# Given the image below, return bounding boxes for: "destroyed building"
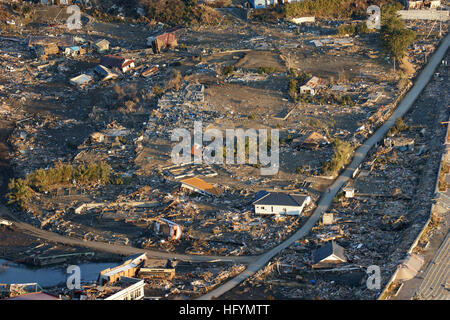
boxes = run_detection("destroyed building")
[180,176,222,197]
[300,76,327,96]
[99,55,135,73]
[403,0,441,9]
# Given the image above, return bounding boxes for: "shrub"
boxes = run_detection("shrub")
[7,178,33,210]
[152,85,164,97]
[165,69,183,91]
[222,65,235,76]
[388,117,409,136]
[289,78,298,100]
[257,66,277,74]
[338,24,356,36]
[322,138,354,175]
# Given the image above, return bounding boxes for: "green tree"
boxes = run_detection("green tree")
[381,3,416,71]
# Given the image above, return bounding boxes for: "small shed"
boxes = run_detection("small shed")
[322,213,334,225]
[343,186,355,198]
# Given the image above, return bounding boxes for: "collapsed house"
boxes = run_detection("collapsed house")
[137,259,177,280]
[94,64,118,81]
[0,283,45,299]
[98,253,147,285]
[39,0,72,5]
[28,35,74,49]
[312,241,347,269]
[153,218,183,241]
[99,55,135,73]
[147,26,180,54]
[141,66,159,78]
[252,192,311,215]
[300,76,327,96]
[394,253,424,281]
[248,0,304,9]
[34,43,59,59]
[180,176,222,197]
[93,39,110,53]
[297,132,330,150]
[403,0,441,9]
[64,46,86,57]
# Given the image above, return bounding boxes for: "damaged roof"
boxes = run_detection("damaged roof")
[100,55,131,68]
[180,177,222,197]
[302,76,327,89]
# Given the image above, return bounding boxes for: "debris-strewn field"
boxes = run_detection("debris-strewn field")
[221,50,450,300]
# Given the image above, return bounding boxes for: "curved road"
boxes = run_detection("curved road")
[199,33,450,300]
[0,204,253,264]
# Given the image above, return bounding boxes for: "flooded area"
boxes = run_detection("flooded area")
[0,259,115,288]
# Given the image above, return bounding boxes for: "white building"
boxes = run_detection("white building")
[300,76,327,96]
[253,192,311,215]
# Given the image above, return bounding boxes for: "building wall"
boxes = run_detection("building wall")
[104,280,145,300]
[254,204,305,215]
[181,184,210,196]
[300,85,316,96]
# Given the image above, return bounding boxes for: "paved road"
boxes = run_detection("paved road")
[414,232,450,300]
[199,33,450,300]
